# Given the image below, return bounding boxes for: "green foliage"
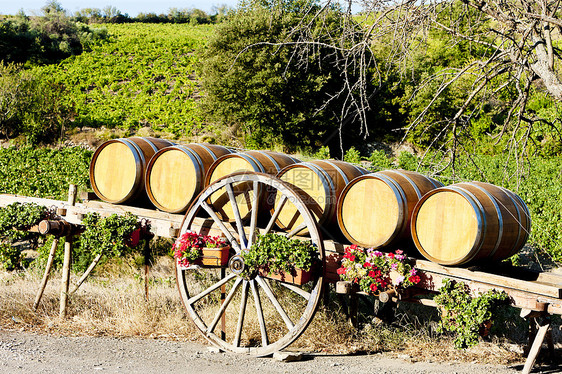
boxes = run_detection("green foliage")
[0,62,75,143]
[0,202,48,242]
[199,0,368,152]
[0,4,108,66]
[37,23,207,136]
[0,146,91,199]
[0,242,23,270]
[397,151,419,171]
[368,150,393,171]
[242,233,317,276]
[73,212,140,272]
[434,279,510,349]
[343,147,362,165]
[313,146,330,160]
[79,212,139,258]
[0,202,48,270]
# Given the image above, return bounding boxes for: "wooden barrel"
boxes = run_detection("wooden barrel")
[90,137,174,204]
[275,160,369,231]
[411,181,531,266]
[145,144,233,213]
[205,150,300,221]
[337,170,443,248]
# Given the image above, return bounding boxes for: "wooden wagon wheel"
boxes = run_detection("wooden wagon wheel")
[176,172,325,356]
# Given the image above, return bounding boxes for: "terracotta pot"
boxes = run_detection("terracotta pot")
[260,268,312,285]
[199,246,231,267]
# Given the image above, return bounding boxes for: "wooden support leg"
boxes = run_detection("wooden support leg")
[59,236,73,319]
[144,238,150,301]
[33,238,59,310]
[522,317,551,374]
[220,267,226,341]
[349,292,358,328]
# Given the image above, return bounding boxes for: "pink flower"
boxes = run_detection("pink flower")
[395,249,403,255]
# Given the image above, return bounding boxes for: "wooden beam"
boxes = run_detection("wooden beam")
[415,259,562,298]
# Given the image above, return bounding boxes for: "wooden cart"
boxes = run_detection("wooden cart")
[1,172,561,373]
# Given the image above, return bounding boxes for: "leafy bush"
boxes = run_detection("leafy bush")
[343,147,362,165]
[0,202,49,270]
[0,62,75,143]
[73,212,141,272]
[242,233,317,276]
[368,150,393,171]
[0,146,92,199]
[0,3,108,65]
[199,0,370,152]
[0,242,23,270]
[434,279,510,349]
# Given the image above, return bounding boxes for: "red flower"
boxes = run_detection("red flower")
[408,275,421,284]
[387,252,395,259]
[368,270,376,278]
[337,267,347,275]
[364,262,372,268]
[370,283,378,292]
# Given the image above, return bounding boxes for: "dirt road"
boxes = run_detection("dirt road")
[0,328,523,374]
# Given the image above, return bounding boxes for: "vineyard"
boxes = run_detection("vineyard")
[36,24,212,137]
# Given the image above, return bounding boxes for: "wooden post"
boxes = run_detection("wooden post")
[59,185,77,318]
[522,317,551,374]
[59,236,73,318]
[221,267,226,340]
[144,238,150,301]
[67,184,77,206]
[33,238,59,310]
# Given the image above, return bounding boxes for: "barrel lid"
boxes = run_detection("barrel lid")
[338,174,405,248]
[146,147,201,213]
[412,189,483,265]
[91,141,140,203]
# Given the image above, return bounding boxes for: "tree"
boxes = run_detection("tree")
[198,0,376,153]
[281,0,562,166]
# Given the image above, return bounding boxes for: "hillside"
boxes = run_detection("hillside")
[37,23,213,139]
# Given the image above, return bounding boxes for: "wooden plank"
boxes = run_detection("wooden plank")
[417,270,562,313]
[522,322,550,374]
[415,259,562,298]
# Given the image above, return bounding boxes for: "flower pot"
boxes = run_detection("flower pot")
[260,268,312,285]
[199,246,231,267]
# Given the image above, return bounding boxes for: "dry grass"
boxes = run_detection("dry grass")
[0,256,540,365]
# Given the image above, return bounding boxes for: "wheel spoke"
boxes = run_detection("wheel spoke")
[233,280,249,347]
[207,277,243,335]
[280,282,311,300]
[247,181,260,249]
[186,273,237,305]
[263,194,288,234]
[201,200,241,253]
[250,279,268,347]
[285,223,307,238]
[226,183,248,250]
[256,277,294,330]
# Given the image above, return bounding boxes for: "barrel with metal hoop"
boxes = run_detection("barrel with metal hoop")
[89,137,174,204]
[337,169,443,248]
[411,181,531,266]
[145,143,233,213]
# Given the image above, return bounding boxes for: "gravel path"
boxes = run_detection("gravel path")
[0,329,522,374]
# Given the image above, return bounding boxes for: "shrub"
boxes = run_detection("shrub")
[199,0,370,152]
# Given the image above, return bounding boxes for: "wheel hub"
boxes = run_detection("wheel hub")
[228,254,246,275]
